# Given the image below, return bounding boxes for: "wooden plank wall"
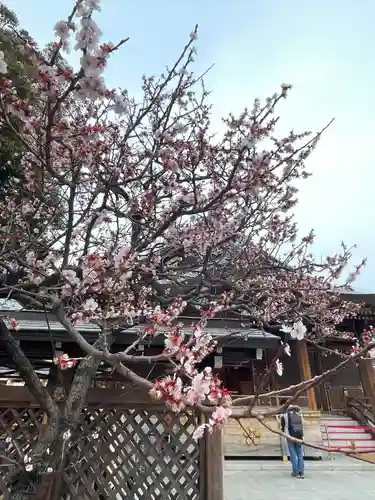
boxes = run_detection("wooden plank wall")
[223,409,324,458]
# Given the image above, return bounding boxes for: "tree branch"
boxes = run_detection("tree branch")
[233,340,375,412]
[56,306,174,364]
[253,415,359,458]
[0,319,58,417]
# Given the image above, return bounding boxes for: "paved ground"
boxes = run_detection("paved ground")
[224,461,375,499]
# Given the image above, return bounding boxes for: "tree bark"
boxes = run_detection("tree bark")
[45,333,112,500]
[0,320,61,499]
[0,320,111,499]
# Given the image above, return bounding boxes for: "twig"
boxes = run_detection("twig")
[233,340,375,415]
[254,415,359,459]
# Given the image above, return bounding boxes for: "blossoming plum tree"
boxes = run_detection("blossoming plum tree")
[0,0,370,495]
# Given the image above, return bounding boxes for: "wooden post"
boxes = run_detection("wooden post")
[297,340,317,411]
[358,357,375,412]
[205,426,224,500]
[314,348,330,411]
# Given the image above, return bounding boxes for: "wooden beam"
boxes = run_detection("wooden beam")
[297,340,317,411]
[0,385,165,409]
[357,357,375,413]
[204,425,224,500]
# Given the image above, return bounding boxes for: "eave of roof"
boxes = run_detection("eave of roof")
[0,311,280,349]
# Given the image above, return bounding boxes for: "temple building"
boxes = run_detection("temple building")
[0,292,374,460]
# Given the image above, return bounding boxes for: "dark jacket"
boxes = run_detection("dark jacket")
[280,405,302,435]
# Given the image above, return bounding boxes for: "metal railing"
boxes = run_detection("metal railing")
[344,392,375,440]
[321,423,375,453]
[322,423,333,460]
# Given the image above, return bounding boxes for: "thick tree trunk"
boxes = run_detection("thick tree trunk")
[0,320,60,500]
[0,322,112,500]
[34,334,111,500]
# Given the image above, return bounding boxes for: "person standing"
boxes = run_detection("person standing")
[280,404,305,478]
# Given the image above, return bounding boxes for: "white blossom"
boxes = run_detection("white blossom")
[81,16,101,35]
[281,320,307,340]
[63,429,71,441]
[82,298,98,311]
[276,359,283,376]
[25,464,34,472]
[239,136,255,150]
[75,11,102,51]
[113,94,129,115]
[80,54,104,77]
[76,0,101,18]
[281,325,292,334]
[292,320,307,340]
[0,50,8,74]
[283,343,291,356]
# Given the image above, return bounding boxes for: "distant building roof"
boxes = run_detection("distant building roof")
[340,293,375,307]
[0,310,280,350]
[0,298,23,311]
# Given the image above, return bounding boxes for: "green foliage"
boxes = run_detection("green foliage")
[0,3,36,194]
[0,4,35,94]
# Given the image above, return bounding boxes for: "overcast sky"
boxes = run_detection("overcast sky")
[7,0,375,291]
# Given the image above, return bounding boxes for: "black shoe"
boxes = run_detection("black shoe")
[291,472,298,477]
[298,473,305,479]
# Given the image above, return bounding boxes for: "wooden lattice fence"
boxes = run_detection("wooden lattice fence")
[0,388,223,500]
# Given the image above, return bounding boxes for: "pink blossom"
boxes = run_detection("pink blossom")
[77,0,101,17]
[210,406,232,426]
[7,318,19,331]
[54,354,79,370]
[0,0,365,443]
[164,332,185,351]
[113,246,131,271]
[76,75,106,100]
[54,21,71,40]
[80,54,105,77]
[192,424,208,440]
[189,30,198,41]
[62,269,80,287]
[192,407,232,440]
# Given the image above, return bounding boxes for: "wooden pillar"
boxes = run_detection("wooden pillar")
[266,349,277,391]
[358,357,375,412]
[315,348,330,411]
[297,340,317,411]
[204,425,224,500]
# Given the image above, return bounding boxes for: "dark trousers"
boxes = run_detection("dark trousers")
[288,442,304,474]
